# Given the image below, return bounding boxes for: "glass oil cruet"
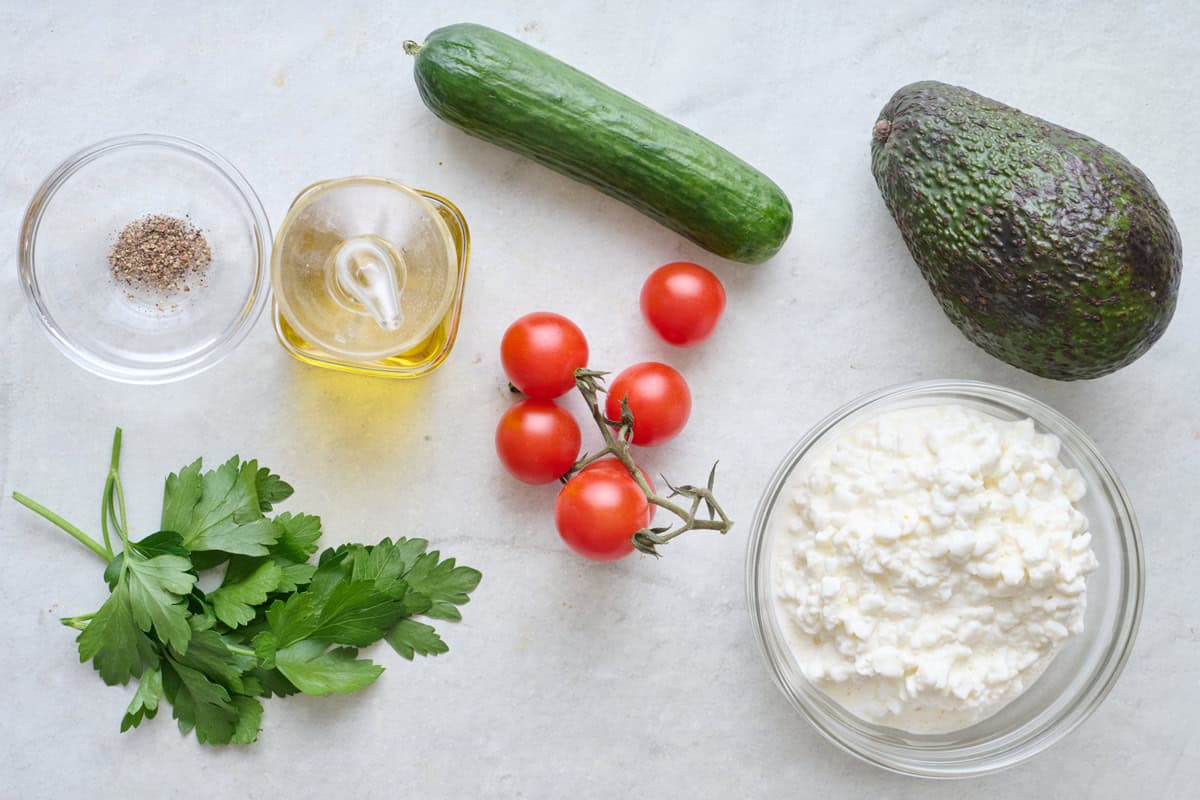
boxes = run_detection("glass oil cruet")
[271,177,470,377]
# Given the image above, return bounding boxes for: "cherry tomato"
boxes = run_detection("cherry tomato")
[579,458,656,525]
[640,261,726,346]
[555,468,647,561]
[495,399,581,484]
[605,362,692,446]
[500,312,589,399]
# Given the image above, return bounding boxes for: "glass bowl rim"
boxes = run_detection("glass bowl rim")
[18,133,272,384]
[745,378,1144,779]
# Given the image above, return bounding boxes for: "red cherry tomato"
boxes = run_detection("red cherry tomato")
[495,399,581,484]
[555,468,647,561]
[640,262,726,346]
[605,362,692,446]
[500,312,589,399]
[580,458,656,525]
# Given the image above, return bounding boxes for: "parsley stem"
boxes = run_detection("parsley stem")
[60,613,94,630]
[100,474,114,556]
[99,428,127,557]
[111,472,129,546]
[226,643,257,659]
[105,428,130,548]
[11,492,111,561]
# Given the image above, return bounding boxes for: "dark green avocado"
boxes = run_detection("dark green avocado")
[871,81,1182,380]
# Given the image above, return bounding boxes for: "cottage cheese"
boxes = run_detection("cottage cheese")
[771,404,1098,733]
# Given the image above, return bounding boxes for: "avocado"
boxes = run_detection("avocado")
[871,81,1182,380]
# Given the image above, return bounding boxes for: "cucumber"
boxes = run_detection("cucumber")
[405,24,792,264]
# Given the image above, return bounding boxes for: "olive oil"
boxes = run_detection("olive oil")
[272,178,469,378]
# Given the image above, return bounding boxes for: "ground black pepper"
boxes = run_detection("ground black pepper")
[108,214,211,294]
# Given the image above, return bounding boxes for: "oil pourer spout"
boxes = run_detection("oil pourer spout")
[332,235,406,331]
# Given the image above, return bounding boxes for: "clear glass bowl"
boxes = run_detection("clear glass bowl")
[746,379,1143,778]
[19,134,271,383]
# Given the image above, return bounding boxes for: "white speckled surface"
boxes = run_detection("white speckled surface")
[1,1,1197,797]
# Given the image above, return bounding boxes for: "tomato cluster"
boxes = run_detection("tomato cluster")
[494,263,725,561]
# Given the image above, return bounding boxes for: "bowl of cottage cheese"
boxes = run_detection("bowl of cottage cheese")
[747,380,1143,778]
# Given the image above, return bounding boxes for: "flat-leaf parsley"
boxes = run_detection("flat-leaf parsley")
[11,428,481,745]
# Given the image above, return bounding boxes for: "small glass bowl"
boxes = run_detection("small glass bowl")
[19,134,271,383]
[746,379,1143,778]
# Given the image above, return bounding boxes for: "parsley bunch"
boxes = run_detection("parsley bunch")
[12,428,481,745]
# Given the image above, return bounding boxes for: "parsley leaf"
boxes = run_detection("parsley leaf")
[308,538,481,657]
[161,457,279,556]
[77,531,197,684]
[385,619,448,660]
[185,586,217,632]
[320,538,481,618]
[122,536,197,652]
[270,512,322,563]
[159,459,203,533]
[75,583,158,686]
[230,696,264,744]
[347,537,429,587]
[163,659,239,745]
[402,550,482,622]
[254,466,293,513]
[238,513,322,594]
[209,559,283,628]
[162,629,262,745]
[258,580,409,653]
[259,593,315,651]
[274,640,384,695]
[170,629,250,693]
[308,581,411,646]
[250,667,299,698]
[275,560,317,593]
[121,665,163,731]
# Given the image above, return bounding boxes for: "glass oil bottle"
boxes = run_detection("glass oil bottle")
[271,177,470,378]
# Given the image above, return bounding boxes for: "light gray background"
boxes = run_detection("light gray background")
[1,1,1196,797]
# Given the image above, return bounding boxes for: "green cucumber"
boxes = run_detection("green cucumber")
[405,23,792,264]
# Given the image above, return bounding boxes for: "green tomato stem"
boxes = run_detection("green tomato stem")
[570,369,733,557]
[11,492,111,561]
[564,446,616,478]
[572,371,692,519]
